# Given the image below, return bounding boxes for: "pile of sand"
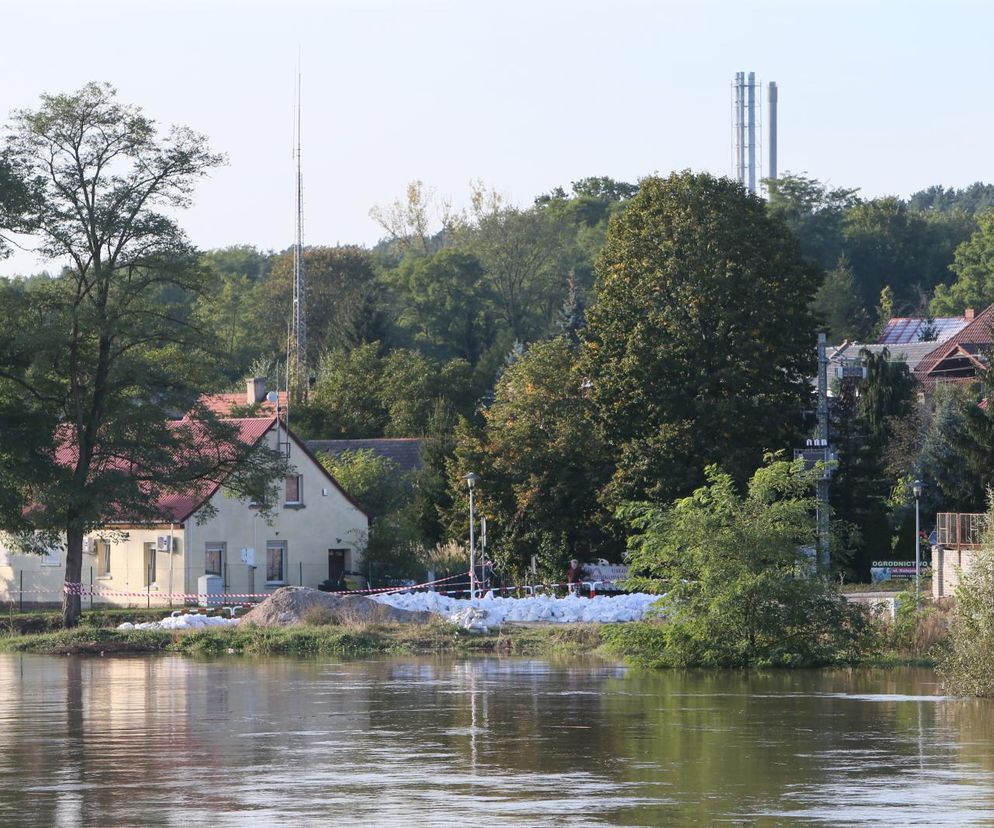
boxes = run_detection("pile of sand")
[240,586,433,627]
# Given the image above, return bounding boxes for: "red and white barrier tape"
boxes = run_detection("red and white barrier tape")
[57,571,472,603]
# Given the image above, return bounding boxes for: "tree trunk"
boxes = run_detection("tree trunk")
[62,526,84,628]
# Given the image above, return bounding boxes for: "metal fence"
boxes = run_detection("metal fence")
[936,512,986,548]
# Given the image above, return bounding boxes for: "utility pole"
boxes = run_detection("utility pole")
[816,332,831,573]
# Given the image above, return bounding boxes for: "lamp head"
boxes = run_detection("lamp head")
[465,472,479,489]
[912,479,924,499]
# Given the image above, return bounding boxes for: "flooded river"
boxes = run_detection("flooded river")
[0,655,992,826]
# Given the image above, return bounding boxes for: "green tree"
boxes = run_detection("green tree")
[843,198,970,310]
[931,212,994,314]
[379,350,476,437]
[449,338,617,578]
[458,193,569,342]
[0,83,288,626]
[765,173,859,269]
[317,449,424,581]
[830,349,916,579]
[0,151,33,257]
[254,245,390,363]
[301,343,388,438]
[620,458,874,667]
[385,248,497,365]
[908,182,994,215]
[584,171,820,505]
[812,256,871,341]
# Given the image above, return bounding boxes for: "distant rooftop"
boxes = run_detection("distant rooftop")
[306,438,424,473]
[829,342,937,374]
[877,314,971,345]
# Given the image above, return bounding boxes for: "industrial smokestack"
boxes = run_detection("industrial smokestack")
[747,72,756,194]
[735,72,745,186]
[767,81,778,184]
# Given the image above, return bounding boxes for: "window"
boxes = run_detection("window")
[143,542,156,587]
[266,540,286,583]
[97,540,111,577]
[206,543,225,577]
[285,475,302,505]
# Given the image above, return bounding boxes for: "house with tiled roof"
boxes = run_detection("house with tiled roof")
[913,304,994,390]
[0,412,369,608]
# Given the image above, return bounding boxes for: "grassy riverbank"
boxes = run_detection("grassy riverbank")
[0,620,614,659]
[0,601,949,666]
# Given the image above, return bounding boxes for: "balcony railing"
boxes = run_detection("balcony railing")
[936,512,987,548]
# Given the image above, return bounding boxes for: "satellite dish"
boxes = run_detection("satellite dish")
[266,391,279,403]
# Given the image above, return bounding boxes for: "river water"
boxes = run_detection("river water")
[0,655,991,827]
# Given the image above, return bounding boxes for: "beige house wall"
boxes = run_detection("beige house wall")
[183,432,367,599]
[0,424,368,608]
[933,546,977,600]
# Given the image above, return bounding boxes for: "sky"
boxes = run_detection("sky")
[2,0,993,276]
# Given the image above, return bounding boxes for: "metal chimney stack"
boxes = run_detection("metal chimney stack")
[747,72,757,194]
[732,72,762,194]
[734,72,745,187]
[767,81,778,183]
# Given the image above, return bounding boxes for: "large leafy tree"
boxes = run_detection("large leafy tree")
[450,337,618,578]
[0,83,288,626]
[584,171,820,505]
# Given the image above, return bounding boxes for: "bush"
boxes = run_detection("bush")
[619,459,879,667]
[884,590,949,658]
[938,544,994,696]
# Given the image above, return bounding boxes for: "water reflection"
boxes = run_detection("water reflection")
[0,656,991,826]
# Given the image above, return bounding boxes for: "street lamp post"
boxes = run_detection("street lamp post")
[913,479,924,608]
[466,473,478,599]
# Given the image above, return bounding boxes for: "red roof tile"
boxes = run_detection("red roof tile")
[200,392,288,416]
[55,417,277,523]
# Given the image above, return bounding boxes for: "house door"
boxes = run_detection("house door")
[328,549,346,588]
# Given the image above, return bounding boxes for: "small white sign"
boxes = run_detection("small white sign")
[240,547,256,567]
[41,549,60,567]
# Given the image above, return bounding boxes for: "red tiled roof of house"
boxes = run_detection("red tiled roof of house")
[200,391,288,416]
[914,303,994,388]
[55,417,277,523]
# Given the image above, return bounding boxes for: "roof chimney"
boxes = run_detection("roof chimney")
[247,377,267,405]
[965,308,976,320]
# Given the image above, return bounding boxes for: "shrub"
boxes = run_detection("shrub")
[938,545,994,696]
[619,459,879,667]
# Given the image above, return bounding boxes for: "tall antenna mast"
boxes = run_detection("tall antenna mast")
[291,58,307,401]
